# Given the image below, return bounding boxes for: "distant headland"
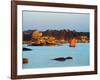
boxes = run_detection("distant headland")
[23,29,89,46]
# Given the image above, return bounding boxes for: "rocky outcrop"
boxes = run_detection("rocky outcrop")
[23,47,32,51]
[52,56,73,61]
[23,58,28,64]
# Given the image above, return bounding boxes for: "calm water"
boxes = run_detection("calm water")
[22,43,90,69]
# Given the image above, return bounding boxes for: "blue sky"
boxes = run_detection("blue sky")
[22,11,90,32]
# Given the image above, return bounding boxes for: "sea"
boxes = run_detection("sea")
[22,43,90,69]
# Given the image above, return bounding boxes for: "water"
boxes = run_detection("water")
[22,43,90,69]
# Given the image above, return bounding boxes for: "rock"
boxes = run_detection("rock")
[23,58,28,64]
[66,56,73,59]
[23,47,32,51]
[52,57,67,61]
[52,56,73,61]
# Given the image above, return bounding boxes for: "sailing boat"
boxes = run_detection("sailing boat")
[69,38,77,47]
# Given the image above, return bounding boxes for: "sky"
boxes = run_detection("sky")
[22,10,90,32]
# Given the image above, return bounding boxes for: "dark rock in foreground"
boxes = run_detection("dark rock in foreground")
[23,47,32,51]
[23,58,28,64]
[52,57,73,61]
